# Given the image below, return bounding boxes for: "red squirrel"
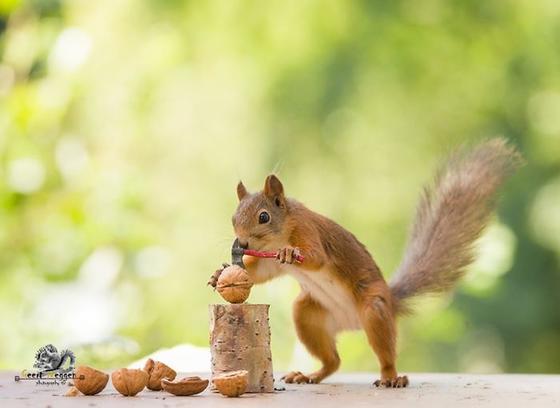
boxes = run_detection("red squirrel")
[210,138,523,387]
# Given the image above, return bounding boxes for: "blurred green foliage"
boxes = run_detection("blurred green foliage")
[0,0,559,374]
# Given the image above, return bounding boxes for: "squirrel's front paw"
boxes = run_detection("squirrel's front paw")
[276,247,302,264]
[208,263,230,288]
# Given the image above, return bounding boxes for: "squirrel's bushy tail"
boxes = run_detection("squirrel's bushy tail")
[390,138,523,314]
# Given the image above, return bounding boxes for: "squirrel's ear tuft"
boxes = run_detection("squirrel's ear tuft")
[264,174,285,207]
[237,181,248,201]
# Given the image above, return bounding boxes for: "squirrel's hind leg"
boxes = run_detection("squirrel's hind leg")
[282,292,340,384]
[361,294,409,388]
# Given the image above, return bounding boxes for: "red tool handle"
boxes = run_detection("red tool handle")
[243,249,304,263]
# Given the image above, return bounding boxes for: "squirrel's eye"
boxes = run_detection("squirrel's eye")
[259,211,270,224]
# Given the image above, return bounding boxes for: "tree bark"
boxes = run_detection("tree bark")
[209,304,274,393]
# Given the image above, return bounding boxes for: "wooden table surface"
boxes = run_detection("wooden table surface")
[1,371,559,407]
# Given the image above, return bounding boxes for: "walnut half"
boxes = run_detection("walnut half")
[143,358,177,391]
[161,376,209,396]
[73,365,109,395]
[212,370,249,397]
[111,368,148,396]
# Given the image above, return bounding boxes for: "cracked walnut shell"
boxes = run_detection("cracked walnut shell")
[212,370,248,397]
[74,365,109,395]
[161,376,209,396]
[111,368,148,396]
[143,358,177,391]
[216,265,253,303]
[64,386,81,397]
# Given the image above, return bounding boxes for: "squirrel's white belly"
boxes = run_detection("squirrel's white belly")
[287,266,362,332]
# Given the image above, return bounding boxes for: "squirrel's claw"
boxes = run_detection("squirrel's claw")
[276,247,302,264]
[208,263,230,288]
[282,371,310,384]
[373,375,409,388]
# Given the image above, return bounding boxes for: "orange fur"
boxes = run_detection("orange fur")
[226,139,522,386]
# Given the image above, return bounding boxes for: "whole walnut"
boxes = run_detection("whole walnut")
[216,265,253,304]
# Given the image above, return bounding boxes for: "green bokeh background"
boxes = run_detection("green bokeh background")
[0,0,559,374]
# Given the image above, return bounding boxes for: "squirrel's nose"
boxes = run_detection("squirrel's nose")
[237,238,249,249]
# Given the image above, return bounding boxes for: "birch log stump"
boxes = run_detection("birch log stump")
[209,304,274,393]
